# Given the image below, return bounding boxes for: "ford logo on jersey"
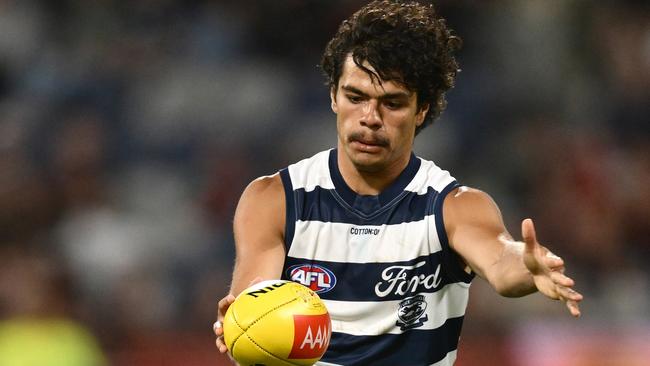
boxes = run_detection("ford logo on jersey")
[287,264,337,293]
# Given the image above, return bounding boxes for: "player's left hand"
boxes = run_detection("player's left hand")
[521,218,583,317]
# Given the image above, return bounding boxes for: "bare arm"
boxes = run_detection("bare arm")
[444,186,583,316]
[229,173,286,294]
[214,173,287,354]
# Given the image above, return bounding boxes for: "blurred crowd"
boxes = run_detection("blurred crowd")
[0,0,648,365]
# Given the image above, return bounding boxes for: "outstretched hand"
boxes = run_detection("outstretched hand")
[521,218,583,317]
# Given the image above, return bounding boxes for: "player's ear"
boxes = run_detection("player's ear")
[330,87,338,113]
[415,103,429,127]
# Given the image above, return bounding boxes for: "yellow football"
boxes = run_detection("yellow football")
[223,280,331,366]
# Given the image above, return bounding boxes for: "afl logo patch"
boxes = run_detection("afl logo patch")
[287,264,337,294]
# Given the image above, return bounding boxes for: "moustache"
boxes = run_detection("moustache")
[348,132,390,147]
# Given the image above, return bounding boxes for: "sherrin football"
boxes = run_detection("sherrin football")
[223,280,331,366]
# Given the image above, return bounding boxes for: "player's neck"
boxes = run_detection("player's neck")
[337,150,411,196]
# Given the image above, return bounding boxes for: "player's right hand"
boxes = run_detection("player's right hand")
[214,294,236,354]
[214,277,264,355]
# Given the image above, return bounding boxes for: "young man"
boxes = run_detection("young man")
[214,1,583,365]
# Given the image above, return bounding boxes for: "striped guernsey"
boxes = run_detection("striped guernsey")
[279,149,474,366]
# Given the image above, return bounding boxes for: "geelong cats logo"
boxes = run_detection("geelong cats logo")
[396,295,428,331]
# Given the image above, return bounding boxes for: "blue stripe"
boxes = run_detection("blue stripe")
[321,316,464,366]
[433,181,475,284]
[294,186,441,226]
[282,252,462,302]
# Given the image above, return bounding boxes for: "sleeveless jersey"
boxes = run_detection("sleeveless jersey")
[279,149,474,366]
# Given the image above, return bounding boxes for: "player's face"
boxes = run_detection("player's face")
[331,56,428,173]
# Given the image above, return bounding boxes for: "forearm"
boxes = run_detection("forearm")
[487,235,537,297]
[444,188,540,297]
[230,244,285,295]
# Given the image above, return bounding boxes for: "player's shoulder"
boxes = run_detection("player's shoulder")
[235,173,285,228]
[242,173,283,200]
[234,174,286,252]
[242,149,331,201]
[446,186,493,203]
[443,186,502,225]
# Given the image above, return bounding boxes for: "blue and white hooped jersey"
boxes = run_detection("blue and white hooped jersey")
[279,149,474,366]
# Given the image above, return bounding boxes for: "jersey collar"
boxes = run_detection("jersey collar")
[328,148,421,214]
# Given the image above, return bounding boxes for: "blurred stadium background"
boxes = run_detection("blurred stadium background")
[0,0,648,365]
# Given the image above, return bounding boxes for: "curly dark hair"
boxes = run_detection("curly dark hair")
[321,0,461,135]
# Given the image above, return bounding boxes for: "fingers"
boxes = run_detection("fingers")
[213,321,229,353]
[215,294,237,354]
[213,320,223,336]
[521,218,538,253]
[215,294,236,334]
[549,268,583,302]
[542,285,583,318]
[544,256,564,272]
[217,294,236,319]
[214,279,264,355]
[520,218,583,318]
[551,273,583,318]
[536,264,583,318]
[555,283,583,302]
[550,271,574,288]
[549,284,583,318]
[566,299,581,317]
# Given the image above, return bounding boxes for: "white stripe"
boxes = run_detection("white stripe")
[288,217,442,263]
[404,158,455,194]
[288,149,334,191]
[323,283,470,336]
[288,152,456,195]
